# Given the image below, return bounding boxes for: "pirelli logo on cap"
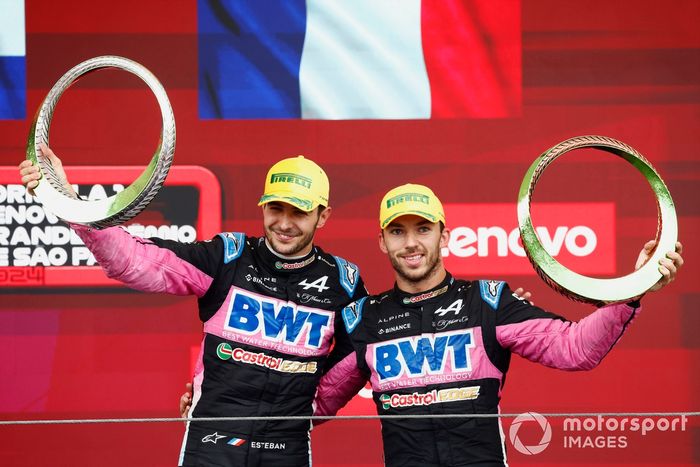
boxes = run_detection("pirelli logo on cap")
[379,184,445,229]
[386,192,430,208]
[270,172,312,189]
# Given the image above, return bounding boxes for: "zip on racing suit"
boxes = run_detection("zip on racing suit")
[73,224,367,467]
[315,272,641,467]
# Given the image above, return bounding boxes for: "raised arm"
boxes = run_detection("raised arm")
[20,144,218,297]
[496,241,683,371]
[496,301,640,371]
[72,224,215,297]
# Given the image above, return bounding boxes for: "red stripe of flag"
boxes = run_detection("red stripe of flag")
[421,0,521,118]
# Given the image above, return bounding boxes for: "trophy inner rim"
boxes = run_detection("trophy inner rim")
[27,55,176,229]
[517,135,678,305]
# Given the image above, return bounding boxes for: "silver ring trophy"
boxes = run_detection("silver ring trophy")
[517,135,678,305]
[26,55,175,229]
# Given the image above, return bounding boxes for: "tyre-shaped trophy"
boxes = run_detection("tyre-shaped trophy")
[26,55,175,229]
[517,135,678,306]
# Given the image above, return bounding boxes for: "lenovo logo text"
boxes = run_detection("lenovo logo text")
[444,225,596,258]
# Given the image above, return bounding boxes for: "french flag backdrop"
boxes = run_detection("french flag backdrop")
[198,0,521,119]
[0,0,26,120]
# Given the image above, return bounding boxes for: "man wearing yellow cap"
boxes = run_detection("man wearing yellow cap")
[315,183,682,467]
[19,149,367,467]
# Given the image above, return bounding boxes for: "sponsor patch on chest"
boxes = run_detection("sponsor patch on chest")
[379,386,480,410]
[219,287,334,357]
[378,322,412,335]
[216,343,318,374]
[371,330,475,382]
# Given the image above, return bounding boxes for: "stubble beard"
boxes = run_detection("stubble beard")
[265,225,316,257]
[390,245,442,286]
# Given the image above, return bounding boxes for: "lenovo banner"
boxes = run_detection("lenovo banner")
[442,203,615,276]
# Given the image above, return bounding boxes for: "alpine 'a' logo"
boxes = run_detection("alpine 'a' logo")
[299,276,329,292]
[434,299,464,317]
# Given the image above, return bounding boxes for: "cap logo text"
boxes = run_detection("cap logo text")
[271,172,312,189]
[386,193,430,208]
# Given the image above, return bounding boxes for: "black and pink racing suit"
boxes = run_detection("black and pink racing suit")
[74,224,366,466]
[315,273,640,466]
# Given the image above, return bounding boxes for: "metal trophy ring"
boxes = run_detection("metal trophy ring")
[517,135,678,305]
[26,55,175,229]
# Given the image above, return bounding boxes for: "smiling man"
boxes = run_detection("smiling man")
[19,150,367,467]
[315,183,683,467]
[378,186,448,288]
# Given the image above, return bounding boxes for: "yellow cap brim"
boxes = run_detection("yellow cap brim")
[258,193,318,212]
[380,210,440,230]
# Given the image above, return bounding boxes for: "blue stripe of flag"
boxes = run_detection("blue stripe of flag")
[198,0,307,119]
[0,56,25,120]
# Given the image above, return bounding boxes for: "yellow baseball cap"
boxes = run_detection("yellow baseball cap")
[258,156,330,212]
[379,184,445,229]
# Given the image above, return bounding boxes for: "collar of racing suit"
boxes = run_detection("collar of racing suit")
[391,272,456,307]
[254,236,318,274]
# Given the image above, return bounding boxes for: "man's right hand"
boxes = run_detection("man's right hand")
[513,287,534,306]
[180,382,193,418]
[19,143,76,197]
